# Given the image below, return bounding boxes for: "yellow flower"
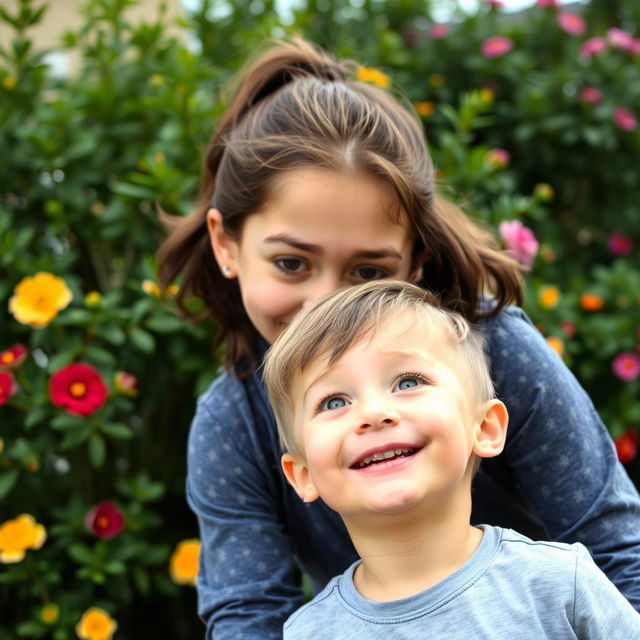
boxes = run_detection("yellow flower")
[480,88,494,103]
[429,73,445,87]
[415,101,436,117]
[0,514,46,563]
[2,76,16,89]
[142,279,161,297]
[150,73,164,86]
[170,539,200,586]
[40,603,60,625]
[538,285,560,309]
[85,291,103,308]
[0,438,4,454]
[9,272,72,328]
[546,336,564,357]
[75,607,117,640]
[533,183,554,202]
[355,66,390,88]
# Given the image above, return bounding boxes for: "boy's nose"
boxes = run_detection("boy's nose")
[355,404,400,434]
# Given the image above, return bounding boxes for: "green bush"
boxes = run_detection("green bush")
[0,0,638,637]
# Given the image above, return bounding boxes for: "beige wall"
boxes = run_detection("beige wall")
[0,0,186,74]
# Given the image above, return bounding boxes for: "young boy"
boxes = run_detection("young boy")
[263,280,640,639]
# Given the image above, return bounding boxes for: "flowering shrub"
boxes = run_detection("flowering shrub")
[1,0,639,636]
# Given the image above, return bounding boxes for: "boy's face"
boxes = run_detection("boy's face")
[282,313,506,519]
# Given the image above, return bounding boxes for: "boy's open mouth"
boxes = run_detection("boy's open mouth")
[350,447,419,470]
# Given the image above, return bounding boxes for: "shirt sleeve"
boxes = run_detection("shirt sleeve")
[186,376,304,640]
[482,306,640,611]
[572,543,640,637]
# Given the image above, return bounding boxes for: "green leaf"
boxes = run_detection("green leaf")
[145,312,186,333]
[101,422,134,440]
[0,470,19,500]
[129,328,155,354]
[68,543,94,565]
[132,566,151,594]
[16,621,46,638]
[88,433,106,468]
[48,350,77,373]
[50,413,86,431]
[84,345,117,367]
[95,323,127,345]
[60,428,91,450]
[24,405,49,430]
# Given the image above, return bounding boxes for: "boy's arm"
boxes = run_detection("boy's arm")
[572,544,640,637]
[482,306,640,610]
[187,379,304,640]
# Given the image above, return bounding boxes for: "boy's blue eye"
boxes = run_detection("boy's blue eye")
[397,377,420,390]
[321,396,347,411]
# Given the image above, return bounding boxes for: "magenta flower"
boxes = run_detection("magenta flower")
[482,36,513,58]
[631,38,640,55]
[607,232,634,256]
[607,27,635,52]
[498,220,539,267]
[612,352,640,382]
[85,501,125,539]
[486,0,503,8]
[580,37,607,58]
[536,0,559,6]
[557,12,586,36]
[579,87,602,104]
[613,107,638,131]
[486,148,510,168]
[427,24,449,39]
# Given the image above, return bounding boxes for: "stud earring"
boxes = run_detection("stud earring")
[221,266,232,277]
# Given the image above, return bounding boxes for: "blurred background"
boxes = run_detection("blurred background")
[0,0,638,637]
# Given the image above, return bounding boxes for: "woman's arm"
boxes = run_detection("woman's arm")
[480,306,640,611]
[187,374,304,639]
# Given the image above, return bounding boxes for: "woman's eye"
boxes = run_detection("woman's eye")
[352,265,388,281]
[274,257,308,275]
[320,396,348,411]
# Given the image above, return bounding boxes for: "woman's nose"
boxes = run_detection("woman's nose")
[301,275,343,309]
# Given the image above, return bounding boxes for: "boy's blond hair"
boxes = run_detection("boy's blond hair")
[263,280,494,458]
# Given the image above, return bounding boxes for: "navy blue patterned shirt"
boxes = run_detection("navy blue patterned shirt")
[186,305,640,639]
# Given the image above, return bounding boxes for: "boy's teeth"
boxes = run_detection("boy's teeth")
[358,448,414,468]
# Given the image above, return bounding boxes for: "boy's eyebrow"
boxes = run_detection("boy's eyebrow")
[264,234,403,260]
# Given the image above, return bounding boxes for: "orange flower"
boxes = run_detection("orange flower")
[170,539,200,586]
[580,292,604,311]
[75,607,117,640]
[9,272,72,327]
[355,66,390,88]
[546,336,564,357]
[40,603,60,625]
[429,73,445,87]
[0,514,46,563]
[415,101,435,117]
[538,285,560,309]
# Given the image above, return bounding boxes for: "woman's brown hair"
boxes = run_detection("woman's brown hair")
[157,37,524,375]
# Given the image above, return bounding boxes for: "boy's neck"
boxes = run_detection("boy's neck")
[345,492,482,602]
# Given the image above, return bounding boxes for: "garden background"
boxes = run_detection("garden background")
[1,0,639,637]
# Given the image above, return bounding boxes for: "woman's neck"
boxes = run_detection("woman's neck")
[345,495,482,602]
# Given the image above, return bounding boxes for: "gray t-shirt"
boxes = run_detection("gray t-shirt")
[284,525,640,639]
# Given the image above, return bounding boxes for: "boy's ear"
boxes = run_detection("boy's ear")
[472,399,508,459]
[281,453,320,503]
[206,208,239,278]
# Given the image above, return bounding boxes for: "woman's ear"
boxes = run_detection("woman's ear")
[281,453,320,503]
[472,399,508,459]
[206,208,239,278]
[408,248,429,283]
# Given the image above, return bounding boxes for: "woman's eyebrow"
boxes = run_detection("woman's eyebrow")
[264,234,403,260]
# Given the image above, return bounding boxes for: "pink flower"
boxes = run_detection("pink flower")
[557,12,586,36]
[498,220,539,267]
[630,38,640,56]
[607,232,634,256]
[85,501,125,539]
[613,107,638,131]
[612,352,640,381]
[0,372,17,405]
[427,24,449,39]
[482,36,513,59]
[607,27,635,52]
[114,371,138,396]
[580,37,607,58]
[486,148,510,168]
[0,344,28,372]
[579,87,602,104]
[536,0,559,6]
[486,0,503,8]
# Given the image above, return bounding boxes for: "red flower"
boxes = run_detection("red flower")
[0,344,28,372]
[0,372,17,405]
[49,363,108,416]
[536,0,559,6]
[607,232,634,256]
[557,12,585,36]
[615,429,638,464]
[85,501,125,539]
[482,36,513,58]
[579,87,602,105]
[427,24,449,39]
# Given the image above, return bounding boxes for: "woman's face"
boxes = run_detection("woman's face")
[208,168,423,343]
